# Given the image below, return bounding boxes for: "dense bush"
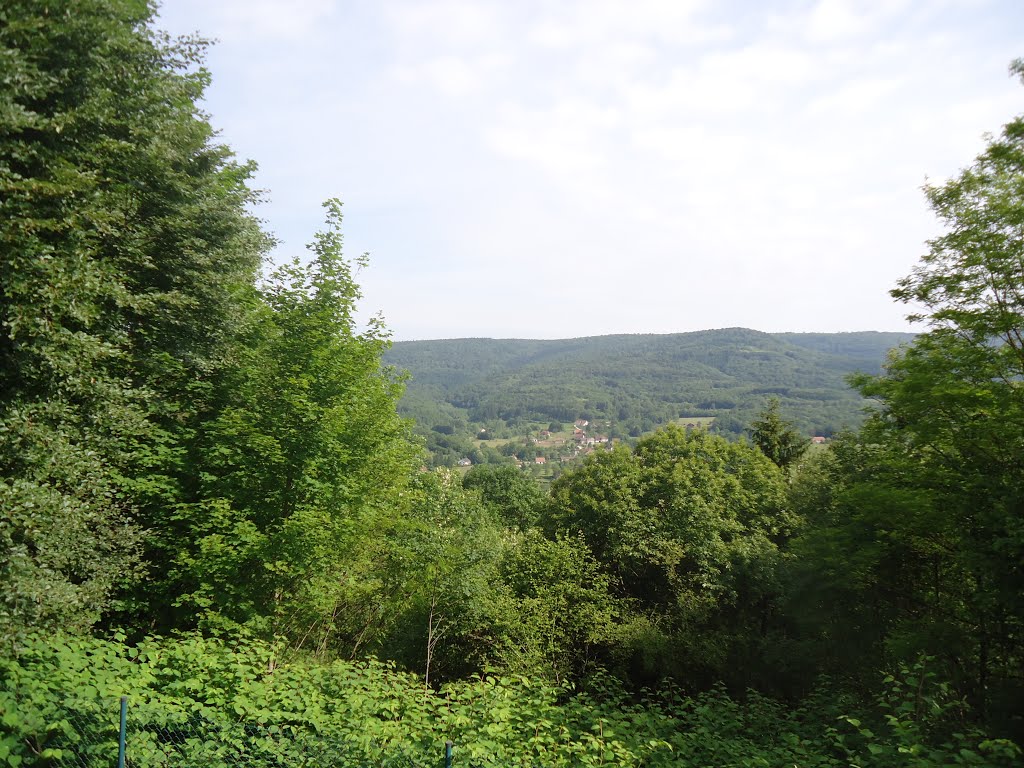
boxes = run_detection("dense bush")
[2,634,1019,767]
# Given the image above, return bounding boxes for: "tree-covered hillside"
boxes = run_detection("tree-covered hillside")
[385,329,914,465]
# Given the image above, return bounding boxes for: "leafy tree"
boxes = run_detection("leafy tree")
[381,469,510,683]
[462,465,545,530]
[794,60,1024,733]
[749,397,810,470]
[546,426,793,688]
[780,435,950,690]
[497,530,622,682]
[162,202,416,646]
[0,0,265,640]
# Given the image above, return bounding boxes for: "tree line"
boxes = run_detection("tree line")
[1,2,1022,763]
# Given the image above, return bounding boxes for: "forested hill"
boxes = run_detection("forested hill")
[385,328,915,443]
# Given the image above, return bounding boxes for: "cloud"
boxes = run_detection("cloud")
[487,101,620,176]
[199,0,336,42]
[155,0,1024,339]
[804,0,909,43]
[383,0,505,48]
[526,0,728,49]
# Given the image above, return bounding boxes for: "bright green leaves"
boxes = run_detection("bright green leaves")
[8,633,1019,768]
[498,531,620,682]
[546,426,791,687]
[894,62,1024,351]
[166,202,415,644]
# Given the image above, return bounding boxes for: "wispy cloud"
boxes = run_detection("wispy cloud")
[198,0,336,42]
[155,0,1023,339]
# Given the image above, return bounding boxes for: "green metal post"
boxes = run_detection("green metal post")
[444,739,453,768]
[117,696,127,768]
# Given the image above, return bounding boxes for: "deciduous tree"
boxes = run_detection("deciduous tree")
[0,0,265,640]
[546,426,792,687]
[798,60,1024,729]
[166,202,416,645]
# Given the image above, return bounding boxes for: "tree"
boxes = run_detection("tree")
[163,202,416,646]
[815,59,1024,729]
[0,0,265,640]
[380,468,510,683]
[462,464,545,530]
[497,530,621,682]
[780,434,955,692]
[749,398,810,470]
[545,426,793,688]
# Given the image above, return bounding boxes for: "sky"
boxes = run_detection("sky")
[153,0,1023,341]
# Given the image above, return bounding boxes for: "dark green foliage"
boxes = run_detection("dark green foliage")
[749,397,810,469]
[0,0,265,640]
[784,61,1024,740]
[0,1,413,660]
[462,465,545,530]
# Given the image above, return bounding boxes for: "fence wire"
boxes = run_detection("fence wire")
[14,695,445,768]
[36,697,121,768]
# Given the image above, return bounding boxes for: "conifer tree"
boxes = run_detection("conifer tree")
[749,398,810,470]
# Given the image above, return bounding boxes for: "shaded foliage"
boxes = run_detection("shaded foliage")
[749,397,810,470]
[783,60,1024,740]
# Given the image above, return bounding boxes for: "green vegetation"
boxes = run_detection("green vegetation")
[1,4,1022,766]
[3,634,1021,768]
[1,0,267,639]
[385,329,914,468]
[546,428,792,690]
[750,397,811,470]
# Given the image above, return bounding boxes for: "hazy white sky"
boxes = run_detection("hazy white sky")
[155,0,1022,340]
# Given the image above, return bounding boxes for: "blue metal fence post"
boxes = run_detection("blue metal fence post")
[444,739,453,768]
[117,696,127,768]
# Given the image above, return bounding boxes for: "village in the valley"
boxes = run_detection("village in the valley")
[524,419,612,466]
[458,417,829,481]
[456,418,617,473]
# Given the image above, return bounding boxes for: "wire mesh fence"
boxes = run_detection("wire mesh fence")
[17,695,123,768]
[10,694,454,768]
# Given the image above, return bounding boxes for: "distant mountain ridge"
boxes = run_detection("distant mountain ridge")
[383,329,915,462]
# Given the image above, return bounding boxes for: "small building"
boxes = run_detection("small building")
[457,458,472,466]
[534,456,547,465]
